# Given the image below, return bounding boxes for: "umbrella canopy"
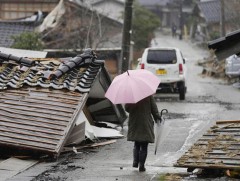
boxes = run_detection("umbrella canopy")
[105,69,160,104]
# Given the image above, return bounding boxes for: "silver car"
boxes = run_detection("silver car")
[225,54,240,77]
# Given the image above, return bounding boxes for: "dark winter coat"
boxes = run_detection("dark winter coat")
[124,96,160,143]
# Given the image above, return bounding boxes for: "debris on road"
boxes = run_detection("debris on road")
[63,139,117,153]
[175,120,240,178]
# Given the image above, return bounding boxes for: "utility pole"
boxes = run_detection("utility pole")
[178,0,183,40]
[220,0,226,37]
[120,0,133,73]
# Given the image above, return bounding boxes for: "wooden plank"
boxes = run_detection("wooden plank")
[0,121,64,136]
[0,132,58,145]
[0,115,68,129]
[55,94,89,157]
[204,133,240,136]
[203,156,240,160]
[0,127,60,141]
[1,97,78,109]
[0,103,72,117]
[83,105,95,125]
[214,147,240,151]
[0,101,74,113]
[63,140,117,153]
[0,137,57,150]
[0,115,67,130]
[1,94,79,106]
[0,107,71,122]
[195,140,239,145]
[212,123,238,132]
[184,159,240,166]
[0,106,71,121]
[25,87,82,96]
[216,120,240,124]
[214,129,240,132]
[175,163,240,169]
[5,89,82,100]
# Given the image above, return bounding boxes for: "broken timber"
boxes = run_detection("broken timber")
[175,120,240,170]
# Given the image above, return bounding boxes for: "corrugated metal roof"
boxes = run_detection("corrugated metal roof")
[0,49,105,157]
[175,120,240,169]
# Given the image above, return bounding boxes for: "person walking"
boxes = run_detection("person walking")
[125,95,161,172]
[172,24,177,37]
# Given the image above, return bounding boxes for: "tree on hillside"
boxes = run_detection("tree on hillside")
[132,3,160,51]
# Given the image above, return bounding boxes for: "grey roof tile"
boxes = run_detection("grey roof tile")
[0,49,103,92]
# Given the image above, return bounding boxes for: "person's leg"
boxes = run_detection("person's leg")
[133,141,140,168]
[139,142,148,172]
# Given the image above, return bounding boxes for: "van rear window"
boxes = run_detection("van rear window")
[147,49,177,64]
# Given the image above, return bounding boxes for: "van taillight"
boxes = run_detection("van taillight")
[179,64,183,74]
[141,63,145,69]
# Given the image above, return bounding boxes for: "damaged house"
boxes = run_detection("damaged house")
[0,0,125,77]
[192,0,240,42]
[38,0,124,76]
[0,49,127,159]
[0,0,127,159]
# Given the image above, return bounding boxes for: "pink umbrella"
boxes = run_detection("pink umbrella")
[105,69,160,104]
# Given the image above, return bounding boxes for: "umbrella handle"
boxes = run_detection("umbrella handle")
[160,109,168,117]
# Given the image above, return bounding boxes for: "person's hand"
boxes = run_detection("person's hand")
[155,118,162,123]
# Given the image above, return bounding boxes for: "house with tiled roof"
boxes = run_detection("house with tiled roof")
[88,0,125,23]
[38,0,124,76]
[0,0,59,48]
[39,0,122,50]
[0,48,127,158]
[0,0,125,77]
[0,15,42,48]
[0,0,58,20]
[193,0,240,41]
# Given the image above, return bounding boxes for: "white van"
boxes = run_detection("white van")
[136,47,187,100]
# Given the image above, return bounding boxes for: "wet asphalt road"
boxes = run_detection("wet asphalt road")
[9,30,240,181]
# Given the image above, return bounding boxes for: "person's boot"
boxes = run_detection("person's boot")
[133,148,139,168]
[139,150,147,172]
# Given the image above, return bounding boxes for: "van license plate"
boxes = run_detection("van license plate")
[156,69,167,75]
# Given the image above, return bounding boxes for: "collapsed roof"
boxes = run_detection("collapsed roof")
[175,120,240,170]
[208,29,240,60]
[0,48,127,158]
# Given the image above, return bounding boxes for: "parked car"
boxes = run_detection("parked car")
[136,47,187,100]
[225,54,240,77]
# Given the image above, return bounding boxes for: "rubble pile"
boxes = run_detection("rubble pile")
[197,51,239,84]
[175,120,240,179]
